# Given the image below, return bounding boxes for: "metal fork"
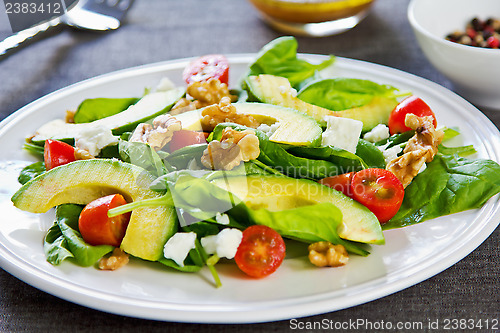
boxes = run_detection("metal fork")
[0,0,135,56]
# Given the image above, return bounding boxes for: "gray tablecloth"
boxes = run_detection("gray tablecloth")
[0,0,498,331]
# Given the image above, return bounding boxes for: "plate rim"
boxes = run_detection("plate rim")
[0,54,499,323]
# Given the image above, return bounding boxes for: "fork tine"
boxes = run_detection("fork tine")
[78,0,134,21]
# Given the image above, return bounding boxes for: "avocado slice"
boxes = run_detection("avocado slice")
[11,159,177,261]
[175,102,322,147]
[31,88,185,144]
[211,175,384,245]
[246,74,398,131]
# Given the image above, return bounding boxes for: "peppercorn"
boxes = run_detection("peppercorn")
[445,17,500,49]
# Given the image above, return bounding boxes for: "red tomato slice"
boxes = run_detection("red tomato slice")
[78,194,131,247]
[388,96,437,135]
[44,139,76,170]
[351,168,404,224]
[168,130,208,152]
[235,225,286,278]
[319,172,355,197]
[182,54,229,85]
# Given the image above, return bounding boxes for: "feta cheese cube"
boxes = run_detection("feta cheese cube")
[163,232,197,267]
[201,228,243,260]
[321,116,363,153]
[363,124,390,143]
[74,125,119,156]
[378,144,402,164]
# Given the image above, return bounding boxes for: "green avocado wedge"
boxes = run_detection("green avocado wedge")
[246,74,399,131]
[11,159,177,261]
[175,102,323,147]
[211,175,385,245]
[31,87,185,144]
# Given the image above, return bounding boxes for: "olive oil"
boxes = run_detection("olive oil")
[248,0,374,24]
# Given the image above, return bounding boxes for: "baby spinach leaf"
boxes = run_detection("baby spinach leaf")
[355,139,386,169]
[22,142,45,157]
[297,78,400,111]
[44,204,113,266]
[438,144,476,156]
[287,145,367,176]
[73,97,139,123]
[164,144,207,170]
[248,36,335,89]
[384,154,500,229]
[244,203,369,256]
[18,161,45,185]
[158,258,202,272]
[375,131,415,148]
[44,222,74,265]
[118,139,173,177]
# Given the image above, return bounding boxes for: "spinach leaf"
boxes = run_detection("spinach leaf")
[246,203,369,256]
[287,144,368,176]
[158,257,202,272]
[438,144,476,156]
[384,154,500,229]
[247,36,335,89]
[297,78,400,111]
[118,139,173,177]
[355,139,386,169]
[164,144,207,170]
[44,222,74,265]
[73,97,139,123]
[375,131,415,148]
[22,142,45,157]
[44,204,113,266]
[18,161,45,185]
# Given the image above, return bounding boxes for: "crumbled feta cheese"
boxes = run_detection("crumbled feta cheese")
[215,212,230,225]
[363,124,390,143]
[155,77,176,92]
[378,144,402,164]
[74,125,119,156]
[163,232,197,267]
[321,116,363,153]
[257,122,281,137]
[201,228,243,260]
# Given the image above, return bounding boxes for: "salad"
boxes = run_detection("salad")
[10,37,500,287]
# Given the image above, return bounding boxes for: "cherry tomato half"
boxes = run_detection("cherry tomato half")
[78,194,131,247]
[182,54,230,85]
[168,130,208,152]
[319,172,355,197]
[44,139,76,170]
[235,225,286,278]
[351,168,404,224]
[388,96,437,135]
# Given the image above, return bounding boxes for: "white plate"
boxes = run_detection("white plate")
[0,55,499,323]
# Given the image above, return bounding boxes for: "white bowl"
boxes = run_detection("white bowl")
[408,0,500,110]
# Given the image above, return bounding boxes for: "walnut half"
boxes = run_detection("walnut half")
[386,114,444,187]
[201,127,260,170]
[98,248,129,271]
[308,241,349,267]
[200,97,259,132]
[129,114,182,151]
